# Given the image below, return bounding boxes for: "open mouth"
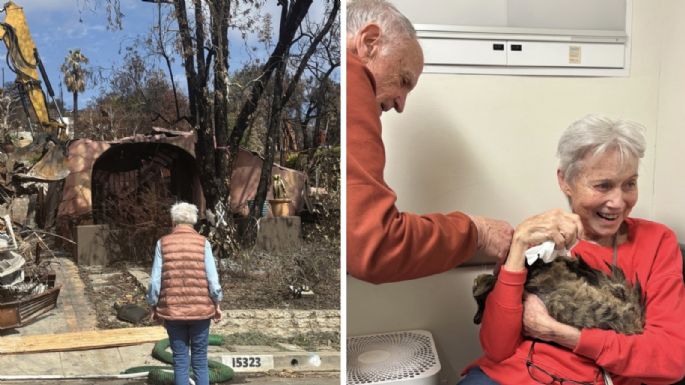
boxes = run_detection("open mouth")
[597,212,619,221]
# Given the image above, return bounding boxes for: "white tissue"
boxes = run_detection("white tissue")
[525,241,569,265]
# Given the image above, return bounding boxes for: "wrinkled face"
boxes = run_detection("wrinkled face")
[365,38,424,113]
[559,148,638,246]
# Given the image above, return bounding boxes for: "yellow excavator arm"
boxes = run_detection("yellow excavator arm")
[0,1,63,137]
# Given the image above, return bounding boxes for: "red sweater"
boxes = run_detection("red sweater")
[346,51,478,284]
[468,217,685,385]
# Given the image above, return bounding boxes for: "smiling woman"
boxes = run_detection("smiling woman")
[459,114,685,385]
[556,115,644,247]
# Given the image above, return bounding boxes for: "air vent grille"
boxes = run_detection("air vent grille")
[347,330,440,385]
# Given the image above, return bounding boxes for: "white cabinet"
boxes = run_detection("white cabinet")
[416,25,629,76]
[421,39,507,66]
[506,41,624,68]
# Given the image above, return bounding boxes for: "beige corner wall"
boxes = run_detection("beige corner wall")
[653,0,685,238]
[347,1,681,384]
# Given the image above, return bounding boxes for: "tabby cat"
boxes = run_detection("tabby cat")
[472,256,645,335]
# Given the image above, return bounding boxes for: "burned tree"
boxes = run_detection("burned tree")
[250,0,340,219]
[166,0,316,216]
[93,0,338,256]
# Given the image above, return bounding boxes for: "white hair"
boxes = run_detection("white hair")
[347,0,416,47]
[170,202,198,225]
[557,114,646,182]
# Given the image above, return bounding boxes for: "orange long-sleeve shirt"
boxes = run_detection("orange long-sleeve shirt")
[346,51,478,284]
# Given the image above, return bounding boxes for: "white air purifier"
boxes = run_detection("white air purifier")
[347,330,441,385]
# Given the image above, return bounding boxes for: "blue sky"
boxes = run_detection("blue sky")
[10,0,156,107]
[8,0,335,110]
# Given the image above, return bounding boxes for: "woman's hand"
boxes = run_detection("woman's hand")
[504,209,583,271]
[523,293,557,339]
[523,293,581,349]
[213,303,223,323]
[148,306,159,323]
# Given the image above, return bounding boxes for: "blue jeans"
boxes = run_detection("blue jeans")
[457,367,501,385]
[165,319,211,385]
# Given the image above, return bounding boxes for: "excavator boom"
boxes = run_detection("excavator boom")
[0,1,69,183]
[0,1,63,137]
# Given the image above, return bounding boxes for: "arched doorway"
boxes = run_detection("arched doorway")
[91,142,203,226]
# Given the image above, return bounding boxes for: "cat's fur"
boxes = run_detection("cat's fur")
[472,256,645,335]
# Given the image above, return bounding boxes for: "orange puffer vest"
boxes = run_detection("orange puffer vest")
[156,225,215,320]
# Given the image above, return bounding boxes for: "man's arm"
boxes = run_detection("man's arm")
[346,53,512,283]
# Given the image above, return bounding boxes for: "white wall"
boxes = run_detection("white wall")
[348,1,675,384]
[653,0,685,238]
[391,0,626,30]
[348,268,491,385]
[390,0,509,27]
[508,0,626,30]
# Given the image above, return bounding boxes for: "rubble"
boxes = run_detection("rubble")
[0,250,24,287]
[0,214,61,328]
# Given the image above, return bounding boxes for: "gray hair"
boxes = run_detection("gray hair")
[557,114,646,182]
[347,0,417,47]
[170,202,198,225]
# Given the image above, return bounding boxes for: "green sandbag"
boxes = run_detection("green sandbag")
[122,365,174,374]
[123,334,234,384]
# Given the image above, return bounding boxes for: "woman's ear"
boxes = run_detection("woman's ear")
[557,169,572,196]
[354,23,382,61]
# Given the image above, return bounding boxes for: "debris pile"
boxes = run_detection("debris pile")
[0,216,21,290]
[0,210,62,330]
[0,214,57,303]
[0,132,68,233]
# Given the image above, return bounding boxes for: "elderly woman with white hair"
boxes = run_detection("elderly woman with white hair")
[459,115,685,385]
[146,202,222,385]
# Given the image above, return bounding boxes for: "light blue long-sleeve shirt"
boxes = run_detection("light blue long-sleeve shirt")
[146,239,223,306]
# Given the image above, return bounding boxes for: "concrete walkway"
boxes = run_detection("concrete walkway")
[0,257,339,383]
[0,374,340,385]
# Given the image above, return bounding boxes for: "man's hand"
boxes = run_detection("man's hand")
[523,293,580,349]
[469,215,514,263]
[213,304,223,323]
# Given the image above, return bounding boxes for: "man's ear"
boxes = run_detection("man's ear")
[354,23,382,61]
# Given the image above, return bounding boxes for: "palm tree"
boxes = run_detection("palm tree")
[60,49,90,132]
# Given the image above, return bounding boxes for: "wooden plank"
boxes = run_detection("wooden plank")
[0,326,167,354]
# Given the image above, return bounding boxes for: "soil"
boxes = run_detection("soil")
[219,271,340,310]
[79,264,153,329]
[78,241,340,330]
[219,242,340,310]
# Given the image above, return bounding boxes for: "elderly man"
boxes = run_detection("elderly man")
[347,0,514,284]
